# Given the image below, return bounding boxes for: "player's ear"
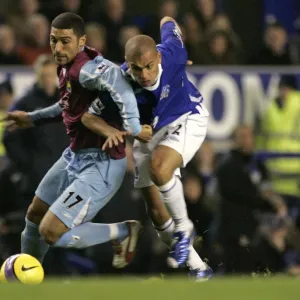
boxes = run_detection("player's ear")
[157,51,162,64]
[79,35,86,48]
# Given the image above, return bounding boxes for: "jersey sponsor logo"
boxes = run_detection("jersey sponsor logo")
[160,84,170,100]
[95,62,109,75]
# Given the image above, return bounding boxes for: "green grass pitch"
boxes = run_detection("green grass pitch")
[1,276,300,300]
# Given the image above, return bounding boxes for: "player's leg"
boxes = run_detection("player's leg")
[38,151,141,267]
[21,155,69,263]
[142,185,208,273]
[150,111,209,268]
[21,196,50,263]
[133,144,208,273]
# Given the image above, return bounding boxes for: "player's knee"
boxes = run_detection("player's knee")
[149,157,172,182]
[26,198,49,225]
[39,224,61,245]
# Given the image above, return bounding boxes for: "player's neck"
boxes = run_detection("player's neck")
[143,64,163,91]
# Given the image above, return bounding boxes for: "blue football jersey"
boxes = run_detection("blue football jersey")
[122,21,204,131]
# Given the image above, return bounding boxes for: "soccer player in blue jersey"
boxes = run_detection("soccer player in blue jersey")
[86,16,213,279]
[122,16,213,279]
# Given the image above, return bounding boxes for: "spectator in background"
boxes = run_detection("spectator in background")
[190,0,216,32]
[202,30,241,65]
[0,25,23,65]
[257,75,300,220]
[249,21,292,65]
[85,23,107,55]
[0,80,13,166]
[290,19,300,64]
[119,26,141,49]
[183,174,213,246]
[144,0,181,43]
[187,141,218,209]
[41,0,87,24]
[3,55,69,208]
[216,125,286,274]
[16,14,51,65]
[7,0,40,47]
[92,0,132,63]
[183,13,205,64]
[252,214,288,274]
[206,13,244,61]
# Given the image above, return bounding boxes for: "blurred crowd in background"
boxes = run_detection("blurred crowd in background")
[1,0,300,278]
[0,0,300,65]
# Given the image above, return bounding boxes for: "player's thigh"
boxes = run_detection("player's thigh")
[35,155,69,207]
[151,121,186,178]
[181,113,208,166]
[133,139,154,188]
[48,157,127,229]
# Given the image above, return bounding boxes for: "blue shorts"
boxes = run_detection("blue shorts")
[36,148,127,228]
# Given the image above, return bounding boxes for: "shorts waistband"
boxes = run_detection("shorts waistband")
[72,148,105,154]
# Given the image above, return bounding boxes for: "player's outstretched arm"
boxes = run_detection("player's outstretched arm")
[28,102,63,126]
[0,102,63,131]
[0,111,34,131]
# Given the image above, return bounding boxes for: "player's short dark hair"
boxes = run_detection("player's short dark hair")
[51,12,85,37]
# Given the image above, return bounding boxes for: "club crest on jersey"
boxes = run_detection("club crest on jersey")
[66,81,72,93]
[95,62,109,75]
[160,85,170,100]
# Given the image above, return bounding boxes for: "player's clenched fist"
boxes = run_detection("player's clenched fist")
[136,125,153,143]
[0,111,33,131]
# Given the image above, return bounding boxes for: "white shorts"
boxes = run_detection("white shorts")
[133,105,209,188]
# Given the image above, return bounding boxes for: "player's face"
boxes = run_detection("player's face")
[50,27,86,65]
[127,51,161,87]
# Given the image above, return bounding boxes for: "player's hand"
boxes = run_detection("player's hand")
[186,60,193,66]
[0,111,33,131]
[102,128,130,150]
[136,125,153,143]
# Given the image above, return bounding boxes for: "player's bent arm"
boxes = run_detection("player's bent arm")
[160,16,187,64]
[81,112,119,137]
[79,57,142,136]
[28,102,63,126]
[160,16,179,29]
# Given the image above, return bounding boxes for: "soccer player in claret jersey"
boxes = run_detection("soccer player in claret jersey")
[1,12,152,269]
[121,17,213,280]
